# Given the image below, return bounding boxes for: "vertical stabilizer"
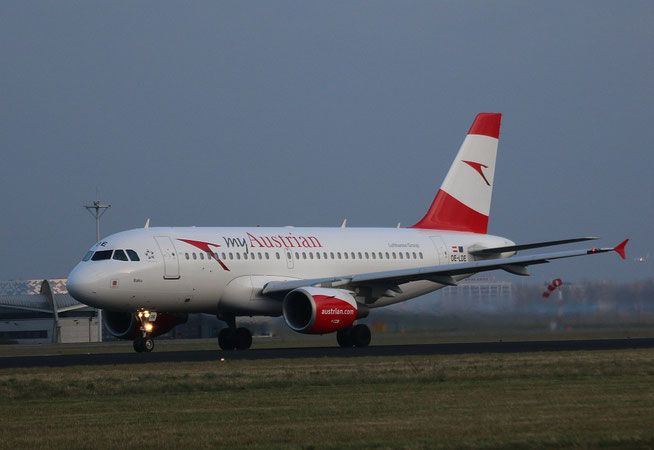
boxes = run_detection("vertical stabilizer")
[411,113,501,233]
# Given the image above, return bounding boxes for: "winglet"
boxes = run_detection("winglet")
[614,239,629,260]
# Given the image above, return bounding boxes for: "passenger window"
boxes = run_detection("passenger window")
[364,252,369,259]
[419,252,423,259]
[222,253,226,260]
[323,252,328,259]
[316,252,320,259]
[295,252,299,259]
[399,252,403,259]
[185,253,190,260]
[236,253,241,260]
[82,251,94,262]
[309,252,314,259]
[91,250,113,261]
[244,253,248,260]
[385,252,390,259]
[337,252,342,259]
[266,253,270,260]
[192,253,197,260]
[392,252,397,259]
[372,252,376,259]
[113,250,129,261]
[302,252,306,259]
[200,253,205,260]
[229,252,233,259]
[406,252,410,259]
[358,252,362,259]
[330,252,335,259]
[413,252,417,259]
[344,252,348,259]
[258,252,262,259]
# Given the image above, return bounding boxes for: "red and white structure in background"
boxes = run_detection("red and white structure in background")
[543,278,566,331]
[542,278,563,298]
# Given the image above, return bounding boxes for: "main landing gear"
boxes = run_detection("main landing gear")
[133,310,156,353]
[217,316,252,351]
[337,324,371,348]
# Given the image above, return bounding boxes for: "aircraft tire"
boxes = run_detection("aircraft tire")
[218,328,236,351]
[144,338,155,352]
[337,328,353,348]
[234,327,252,350]
[133,338,144,353]
[351,324,371,348]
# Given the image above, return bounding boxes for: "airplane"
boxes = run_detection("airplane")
[66,113,628,353]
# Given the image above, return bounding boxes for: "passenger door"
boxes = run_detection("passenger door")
[154,236,180,279]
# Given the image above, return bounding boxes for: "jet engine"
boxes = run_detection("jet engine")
[103,310,188,340]
[282,287,368,334]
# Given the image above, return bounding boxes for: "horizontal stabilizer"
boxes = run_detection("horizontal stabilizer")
[469,237,599,256]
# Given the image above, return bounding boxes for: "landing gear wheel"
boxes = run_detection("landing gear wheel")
[337,328,353,348]
[351,324,371,348]
[143,338,155,352]
[218,328,236,351]
[133,337,154,352]
[133,338,145,353]
[234,327,252,350]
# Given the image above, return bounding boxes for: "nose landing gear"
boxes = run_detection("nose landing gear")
[133,310,156,353]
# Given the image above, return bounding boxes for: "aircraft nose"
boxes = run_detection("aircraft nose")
[67,265,101,306]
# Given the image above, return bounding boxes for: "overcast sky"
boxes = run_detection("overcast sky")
[1,1,652,284]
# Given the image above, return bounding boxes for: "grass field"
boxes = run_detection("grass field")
[2,347,654,448]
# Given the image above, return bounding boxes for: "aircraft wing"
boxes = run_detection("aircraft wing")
[261,239,628,296]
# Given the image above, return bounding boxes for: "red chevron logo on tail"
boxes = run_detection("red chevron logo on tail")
[462,160,491,186]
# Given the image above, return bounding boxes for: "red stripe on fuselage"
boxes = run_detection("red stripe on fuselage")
[177,239,230,271]
[410,189,488,233]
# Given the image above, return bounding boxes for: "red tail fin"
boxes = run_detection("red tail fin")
[411,113,501,233]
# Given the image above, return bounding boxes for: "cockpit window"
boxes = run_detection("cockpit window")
[91,250,113,261]
[126,250,140,261]
[82,251,94,262]
[113,250,129,261]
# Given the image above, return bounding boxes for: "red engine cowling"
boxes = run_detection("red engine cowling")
[103,310,188,340]
[282,287,368,334]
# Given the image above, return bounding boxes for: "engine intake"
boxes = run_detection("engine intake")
[283,287,368,334]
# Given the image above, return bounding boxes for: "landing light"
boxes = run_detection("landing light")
[144,311,151,318]
[144,323,153,332]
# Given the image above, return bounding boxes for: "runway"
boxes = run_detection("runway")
[1,337,653,369]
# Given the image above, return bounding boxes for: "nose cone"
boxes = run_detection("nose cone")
[67,264,102,307]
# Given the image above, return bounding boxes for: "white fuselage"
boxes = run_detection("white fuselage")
[66,226,514,315]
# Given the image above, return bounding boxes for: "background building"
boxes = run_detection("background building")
[0,279,100,343]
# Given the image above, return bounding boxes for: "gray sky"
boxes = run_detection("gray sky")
[1,1,652,283]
